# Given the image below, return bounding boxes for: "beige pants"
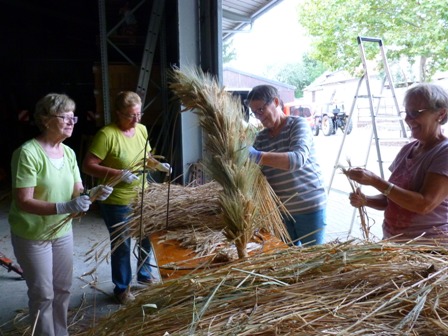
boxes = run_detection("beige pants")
[11,232,73,336]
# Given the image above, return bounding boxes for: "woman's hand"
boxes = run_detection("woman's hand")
[89,185,114,201]
[56,195,91,214]
[121,170,139,183]
[346,167,377,186]
[248,146,262,164]
[156,162,172,174]
[349,187,367,208]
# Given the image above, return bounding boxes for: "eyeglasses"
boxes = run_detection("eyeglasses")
[400,108,433,120]
[120,112,144,120]
[53,115,78,124]
[251,100,272,117]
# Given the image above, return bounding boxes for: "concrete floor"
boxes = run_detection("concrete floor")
[0,190,159,335]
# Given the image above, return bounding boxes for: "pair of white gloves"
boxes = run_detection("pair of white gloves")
[120,162,172,184]
[55,185,113,214]
[56,162,172,215]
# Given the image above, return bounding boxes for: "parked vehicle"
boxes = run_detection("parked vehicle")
[313,104,353,136]
[283,102,316,132]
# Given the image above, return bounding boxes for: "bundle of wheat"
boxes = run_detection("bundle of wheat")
[338,160,372,241]
[167,67,289,258]
[74,241,448,335]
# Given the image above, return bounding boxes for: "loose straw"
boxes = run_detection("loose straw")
[338,159,371,240]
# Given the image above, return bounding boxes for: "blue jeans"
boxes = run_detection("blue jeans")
[283,208,327,246]
[99,203,153,294]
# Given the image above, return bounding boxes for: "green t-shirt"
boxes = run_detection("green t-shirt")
[88,123,150,205]
[9,139,82,240]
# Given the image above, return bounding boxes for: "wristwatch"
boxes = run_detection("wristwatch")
[382,183,395,196]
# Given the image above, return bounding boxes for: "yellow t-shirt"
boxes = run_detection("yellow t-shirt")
[88,123,150,205]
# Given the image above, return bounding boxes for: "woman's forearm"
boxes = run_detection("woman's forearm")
[365,194,388,210]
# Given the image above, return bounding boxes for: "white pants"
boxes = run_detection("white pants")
[12,232,73,336]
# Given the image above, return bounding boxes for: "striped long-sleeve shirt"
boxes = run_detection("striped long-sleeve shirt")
[254,116,327,215]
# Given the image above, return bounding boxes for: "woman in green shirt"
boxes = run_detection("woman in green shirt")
[83,91,170,305]
[9,93,111,336]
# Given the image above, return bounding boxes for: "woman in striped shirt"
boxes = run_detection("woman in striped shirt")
[246,85,327,246]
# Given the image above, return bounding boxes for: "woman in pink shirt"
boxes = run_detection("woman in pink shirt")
[347,83,448,244]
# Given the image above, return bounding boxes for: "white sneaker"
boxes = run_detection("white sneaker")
[115,290,135,305]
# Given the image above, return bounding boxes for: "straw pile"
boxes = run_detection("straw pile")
[128,181,226,258]
[130,182,223,233]
[75,240,448,335]
[123,180,290,260]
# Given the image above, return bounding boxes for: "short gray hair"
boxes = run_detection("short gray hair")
[34,93,76,131]
[245,85,279,106]
[404,83,448,125]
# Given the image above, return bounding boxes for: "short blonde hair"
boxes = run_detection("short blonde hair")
[114,91,142,112]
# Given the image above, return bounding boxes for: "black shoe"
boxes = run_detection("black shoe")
[137,277,154,285]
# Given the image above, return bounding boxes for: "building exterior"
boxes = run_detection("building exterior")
[223,66,296,103]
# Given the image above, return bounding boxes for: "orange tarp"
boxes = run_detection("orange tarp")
[150,231,288,280]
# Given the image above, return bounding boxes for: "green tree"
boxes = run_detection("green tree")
[223,38,237,64]
[298,0,448,81]
[275,54,326,97]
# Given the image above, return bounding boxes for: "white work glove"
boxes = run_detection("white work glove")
[121,170,139,184]
[156,162,172,174]
[89,185,113,201]
[56,195,91,214]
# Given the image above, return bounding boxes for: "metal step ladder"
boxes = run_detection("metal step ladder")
[136,0,165,107]
[328,36,408,189]
[327,36,410,239]
[98,0,165,123]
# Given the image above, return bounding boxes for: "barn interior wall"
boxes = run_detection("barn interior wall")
[0,0,194,186]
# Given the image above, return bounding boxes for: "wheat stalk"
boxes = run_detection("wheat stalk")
[338,159,371,241]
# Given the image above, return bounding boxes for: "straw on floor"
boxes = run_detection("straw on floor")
[74,240,448,335]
